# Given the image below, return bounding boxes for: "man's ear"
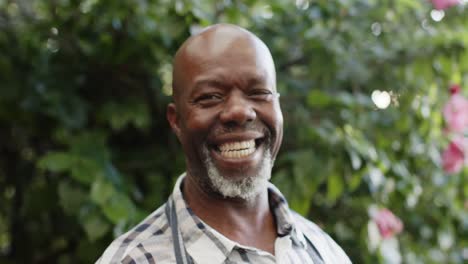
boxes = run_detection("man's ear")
[167,103,182,141]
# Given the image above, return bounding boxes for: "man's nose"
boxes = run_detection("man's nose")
[219,92,256,126]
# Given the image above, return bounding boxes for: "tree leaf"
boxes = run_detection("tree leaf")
[327,172,344,203]
[38,152,75,172]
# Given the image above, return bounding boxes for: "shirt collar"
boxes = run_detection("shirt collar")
[170,174,307,264]
[267,183,308,248]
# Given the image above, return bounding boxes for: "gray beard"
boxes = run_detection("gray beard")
[201,146,272,201]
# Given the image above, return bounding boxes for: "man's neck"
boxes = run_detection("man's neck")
[182,175,277,255]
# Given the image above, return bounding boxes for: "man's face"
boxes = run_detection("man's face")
[168,29,283,199]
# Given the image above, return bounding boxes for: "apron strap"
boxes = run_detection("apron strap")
[303,234,325,264]
[165,197,193,264]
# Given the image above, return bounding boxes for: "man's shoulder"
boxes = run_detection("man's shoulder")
[96,203,175,264]
[291,210,352,263]
[290,210,329,237]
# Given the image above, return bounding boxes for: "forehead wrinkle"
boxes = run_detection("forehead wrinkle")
[193,70,270,91]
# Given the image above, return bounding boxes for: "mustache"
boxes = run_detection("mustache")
[213,121,272,136]
[219,122,264,133]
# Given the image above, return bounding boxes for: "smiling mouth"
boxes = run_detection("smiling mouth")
[215,139,263,159]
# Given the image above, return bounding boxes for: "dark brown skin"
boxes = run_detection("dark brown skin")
[166,24,283,254]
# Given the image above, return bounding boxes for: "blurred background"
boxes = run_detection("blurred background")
[1,0,467,263]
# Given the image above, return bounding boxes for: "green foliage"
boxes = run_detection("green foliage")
[1,0,467,263]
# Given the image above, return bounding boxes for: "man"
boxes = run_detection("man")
[97,24,351,263]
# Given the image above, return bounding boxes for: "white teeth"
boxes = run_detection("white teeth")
[219,140,255,152]
[218,140,256,158]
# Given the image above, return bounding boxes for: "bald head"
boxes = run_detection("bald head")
[172,24,276,104]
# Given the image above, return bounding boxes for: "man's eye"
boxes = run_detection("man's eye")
[248,89,274,101]
[194,94,223,105]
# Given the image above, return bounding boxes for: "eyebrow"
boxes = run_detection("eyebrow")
[192,79,230,92]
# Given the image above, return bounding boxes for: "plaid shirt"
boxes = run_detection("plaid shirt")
[97,174,351,263]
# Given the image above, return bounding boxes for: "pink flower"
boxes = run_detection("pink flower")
[443,85,468,133]
[373,208,403,239]
[441,138,466,174]
[449,84,461,94]
[431,0,460,10]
